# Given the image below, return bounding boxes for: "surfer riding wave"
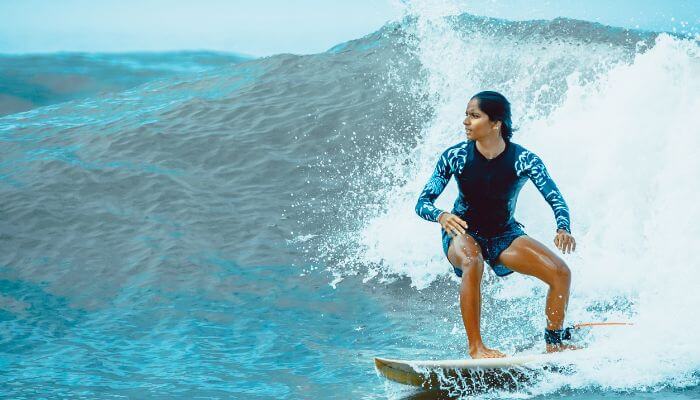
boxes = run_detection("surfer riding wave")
[415,91,577,359]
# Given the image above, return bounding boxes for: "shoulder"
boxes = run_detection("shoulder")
[440,140,470,159]
[434,141,469,173]
[509,141,533,156]
[511,142,542,160]
[511,142,545,175]
[443,140,470,153]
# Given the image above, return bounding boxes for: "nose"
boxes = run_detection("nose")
[463,117,469,126]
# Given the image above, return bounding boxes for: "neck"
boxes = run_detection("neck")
[475,135,506,159]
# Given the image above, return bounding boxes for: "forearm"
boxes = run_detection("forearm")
[543,190,570,232]
[415,198,444,222]
[415,151,452,222]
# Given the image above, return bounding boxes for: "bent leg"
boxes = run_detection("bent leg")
[448,234,505,358]
[496,236,571,330]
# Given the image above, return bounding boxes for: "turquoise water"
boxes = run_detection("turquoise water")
[2,263,699,398]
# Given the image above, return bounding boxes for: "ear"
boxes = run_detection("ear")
[493,121,502,131]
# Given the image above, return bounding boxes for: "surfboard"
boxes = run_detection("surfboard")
[374,322,630,391]
[374,351,573,391]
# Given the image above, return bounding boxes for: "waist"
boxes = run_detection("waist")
[453,213,521,236]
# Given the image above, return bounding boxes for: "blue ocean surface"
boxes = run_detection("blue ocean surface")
[1,11,699,399]
[0,51,250,117]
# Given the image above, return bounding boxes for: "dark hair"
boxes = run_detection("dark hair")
[470,91,516,142]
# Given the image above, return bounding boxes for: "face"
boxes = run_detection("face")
[463,98,501,141]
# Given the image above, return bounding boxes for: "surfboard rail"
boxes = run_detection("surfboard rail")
[374,353,558,390]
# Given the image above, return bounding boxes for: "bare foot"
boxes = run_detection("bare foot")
[546,343,581,353]
[469,345,507,359]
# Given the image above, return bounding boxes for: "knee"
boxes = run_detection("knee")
[458,251,484,274]
[549,259,571,286]
[459,255,484,291]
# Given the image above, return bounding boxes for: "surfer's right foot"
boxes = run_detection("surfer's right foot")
[469,345,506,359]
[544,326,577,352]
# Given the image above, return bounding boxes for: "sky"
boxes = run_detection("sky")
[0,0,697,56]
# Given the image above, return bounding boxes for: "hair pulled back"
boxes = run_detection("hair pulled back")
[470,91,516,142]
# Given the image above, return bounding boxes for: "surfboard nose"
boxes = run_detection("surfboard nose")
[374,357,388,370]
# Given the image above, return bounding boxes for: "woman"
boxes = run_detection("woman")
[415,91,577,359]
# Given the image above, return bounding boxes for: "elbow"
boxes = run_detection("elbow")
[414,201,422,217]
[415,196,429,219]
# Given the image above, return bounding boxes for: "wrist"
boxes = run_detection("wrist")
[437,211,446,223]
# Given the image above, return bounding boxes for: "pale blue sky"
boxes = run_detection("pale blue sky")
[0,0,697,56]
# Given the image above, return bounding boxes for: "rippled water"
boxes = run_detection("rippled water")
[1,6,699,400]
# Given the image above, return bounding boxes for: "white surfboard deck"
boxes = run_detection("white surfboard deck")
[374,322,631,390]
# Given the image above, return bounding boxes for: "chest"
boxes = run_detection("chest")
[456,158,523,199]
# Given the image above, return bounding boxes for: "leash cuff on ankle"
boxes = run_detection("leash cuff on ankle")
[544,327,573,345]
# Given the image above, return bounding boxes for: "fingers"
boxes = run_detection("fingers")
[448,221,466,236]
[456,217,468,230]
[442,215,467,236]
[554,235,563,253]
[554,233,576,254]
[558,235,576,254]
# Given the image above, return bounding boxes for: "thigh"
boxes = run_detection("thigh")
[496,235,567,283]
[447,232,485,269]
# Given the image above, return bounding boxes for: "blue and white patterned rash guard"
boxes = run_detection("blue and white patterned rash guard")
[415,140,571,236]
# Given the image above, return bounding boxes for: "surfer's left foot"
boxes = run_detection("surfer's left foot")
[545,343,581,353]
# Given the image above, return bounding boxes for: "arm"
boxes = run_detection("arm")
[517,151,571,233]
[415,151,453,222]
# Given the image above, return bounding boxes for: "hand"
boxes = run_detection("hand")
[438,213,468,237]
[554,229,576,254]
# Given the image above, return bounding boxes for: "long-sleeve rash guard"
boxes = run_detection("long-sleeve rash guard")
[415,140,571,236]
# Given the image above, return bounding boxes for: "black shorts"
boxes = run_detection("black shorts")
[441,221,526,277]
